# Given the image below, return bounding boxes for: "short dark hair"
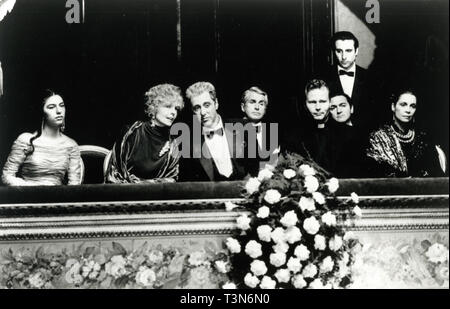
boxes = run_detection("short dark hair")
[330,91,352,106]
[389,88,417,106]
[331,31,359,50]
[304,79,329,96]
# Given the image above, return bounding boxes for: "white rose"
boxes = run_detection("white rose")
[260,276,276,289]
[236,214,251,230]
[425,243,449,264]
[283,169,296,179]
[270,252,287,267]
[299,196,315,212]
[287,257,302,273]
[292,274,307,289]
[327,177,339,193]
[294,244,310,261]
[285,226,302,244]
[312,192,325,205]
[222,282,237,289]
[257,225,273,242]
[258,169,274,181]
[226,237,241,254]
[257,206,270,219]
[353,205,362,218]
[264,189,282,204]
[303,216,320,235]
[314,235,327,251]
[250,260,268,276]
[321,211,337,226]
[271,227,286,244]
[245,177,261,195]
[299,164,316,176]
[135,267,156,287]
[319,256,335,273]
[350,192,359,204]
[215,260,229,274]
[329,236,343,251]
[280,210,298,227]
[245,240,263,259]
[225,201,239,211]
[244,273,260,288]
[274,269,291,283]
[304,175,319,193]
[302,263,318,278]
[272,242,289,254]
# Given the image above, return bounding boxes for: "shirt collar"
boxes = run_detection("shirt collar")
[337,62,356,74]
[203,115,224,133]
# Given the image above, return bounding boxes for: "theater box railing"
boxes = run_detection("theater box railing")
[0,178,448,289]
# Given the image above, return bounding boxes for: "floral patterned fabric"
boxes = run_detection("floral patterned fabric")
[366,124,442,177]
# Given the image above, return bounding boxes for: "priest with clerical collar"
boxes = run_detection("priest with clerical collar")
[179,81,256,182]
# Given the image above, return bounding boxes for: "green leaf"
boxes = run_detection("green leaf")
[162,274,181,289]
[111,242,127,256]
[84,247,96,258]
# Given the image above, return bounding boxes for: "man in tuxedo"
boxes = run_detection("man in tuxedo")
[329,91,369,177]
[240,86,279,171]
[325,31,373,130]
[179,81,256,181]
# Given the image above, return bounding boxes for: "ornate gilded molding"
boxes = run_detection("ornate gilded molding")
[0,179,448,241]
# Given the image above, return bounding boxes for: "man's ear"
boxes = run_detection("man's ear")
[391,103,395,113]
[241,103,245,113]
[215,99,219,110]
[355,47,359,57]
[350,105,354,114]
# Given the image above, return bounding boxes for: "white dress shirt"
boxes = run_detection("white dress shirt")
[338,63,356,98]
[204,117,233,178]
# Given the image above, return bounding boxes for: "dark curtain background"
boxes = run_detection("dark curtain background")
[0,0,448,180]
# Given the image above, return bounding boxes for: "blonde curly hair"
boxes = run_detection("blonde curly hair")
[144,84,184,119]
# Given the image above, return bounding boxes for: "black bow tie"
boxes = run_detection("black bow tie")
[339,70,354,77]
[204,128,224,139]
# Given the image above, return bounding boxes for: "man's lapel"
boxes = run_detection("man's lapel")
[195,134,215,181]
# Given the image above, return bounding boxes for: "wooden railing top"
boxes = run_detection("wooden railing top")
[0,178,448,204]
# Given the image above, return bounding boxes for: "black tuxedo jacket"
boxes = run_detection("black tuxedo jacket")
[325,65,374,129]
[178,119,258,182]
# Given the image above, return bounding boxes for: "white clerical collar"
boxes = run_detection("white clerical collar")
[337,62,356,73]
[252,121,262,127]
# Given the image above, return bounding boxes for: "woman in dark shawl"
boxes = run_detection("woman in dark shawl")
[366,88,445,177]
[105,84,184,183]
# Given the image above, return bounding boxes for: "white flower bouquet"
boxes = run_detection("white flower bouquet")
[224,152,361,289]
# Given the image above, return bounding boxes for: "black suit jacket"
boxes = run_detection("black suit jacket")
[178,119,258,182]
[325,65,374,130]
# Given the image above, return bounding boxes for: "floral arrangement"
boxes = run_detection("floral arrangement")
[351,233,449,288]
[223,152,361,289]
[0,241,230,289]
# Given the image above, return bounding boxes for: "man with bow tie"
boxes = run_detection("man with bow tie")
[240,86,279,171]
[324,31,373,130]
[179,81,257,181]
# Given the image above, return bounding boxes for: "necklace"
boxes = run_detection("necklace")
[391,125,415,143]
